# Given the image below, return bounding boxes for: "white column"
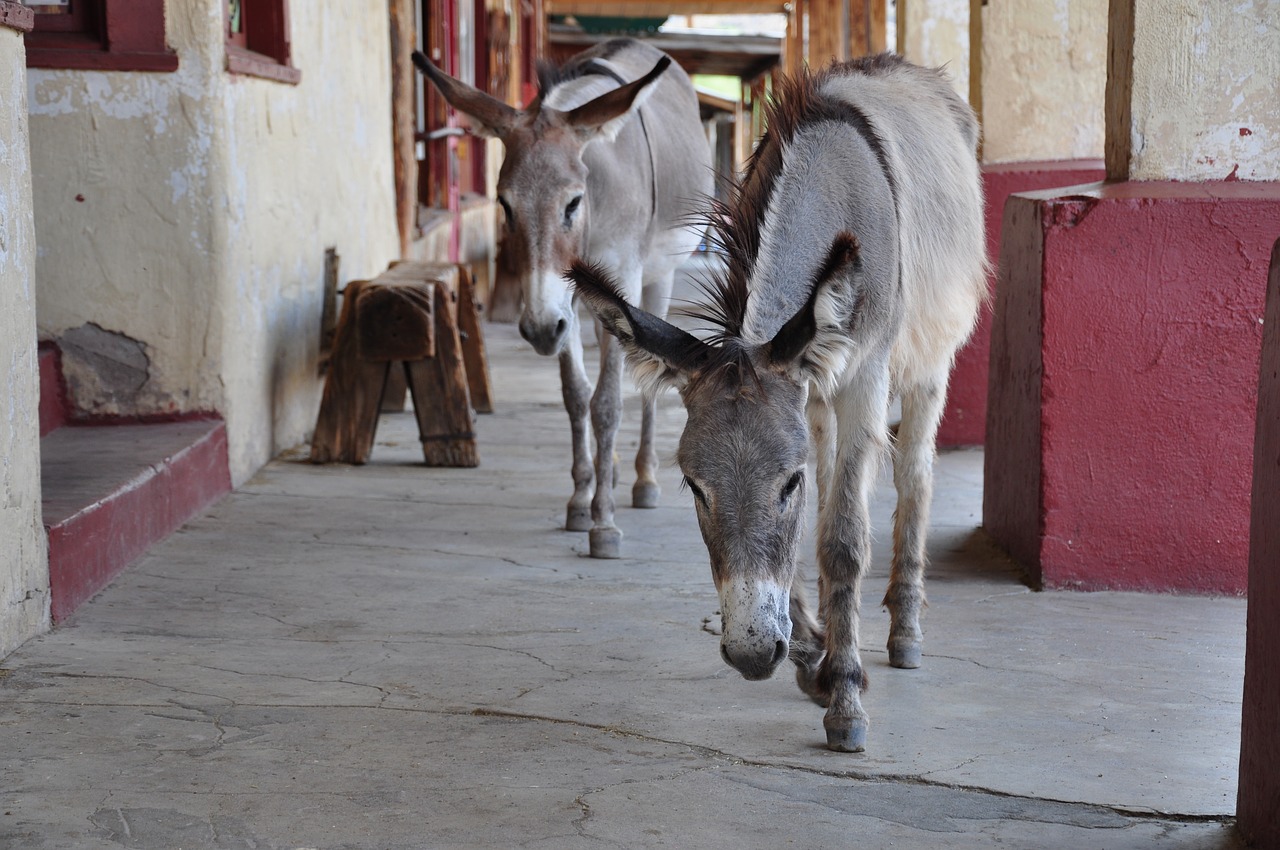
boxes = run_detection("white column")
[1107,0,1280,181]
[0,23,51,655]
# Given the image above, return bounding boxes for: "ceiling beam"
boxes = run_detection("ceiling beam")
[548,0,786,16]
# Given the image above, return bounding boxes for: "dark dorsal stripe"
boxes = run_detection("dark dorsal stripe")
[689,58,904,342]
[573,59,658,228]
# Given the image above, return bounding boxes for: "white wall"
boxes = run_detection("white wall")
[0,23,50,657]
[27,0,400,484]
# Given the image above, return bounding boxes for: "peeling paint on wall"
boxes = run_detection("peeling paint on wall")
[1128,0,1280,181]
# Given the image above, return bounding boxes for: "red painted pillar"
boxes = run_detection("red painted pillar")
[1238,238,1280,845]
[938,161,1106,447]
[984,182,1280,594]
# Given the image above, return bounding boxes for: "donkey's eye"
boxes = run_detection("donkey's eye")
[781,470,804,504]
[682,476,708,508]
[563,195,583,227]
[498,197,514,228]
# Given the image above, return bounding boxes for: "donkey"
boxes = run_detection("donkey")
[568,55,986,751]
[413,40,712,558]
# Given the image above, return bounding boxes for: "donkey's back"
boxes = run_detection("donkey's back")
[820,56,987,385]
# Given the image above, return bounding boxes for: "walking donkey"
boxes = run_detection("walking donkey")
[413,40,712,558]
[568,55,986,751]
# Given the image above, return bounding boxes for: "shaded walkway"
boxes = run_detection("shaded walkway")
[1,301,1246,848]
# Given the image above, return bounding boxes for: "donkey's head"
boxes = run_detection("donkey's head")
[568,233,864,680]
[413,51,671,356]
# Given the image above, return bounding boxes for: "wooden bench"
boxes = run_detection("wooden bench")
[310,261,492,467]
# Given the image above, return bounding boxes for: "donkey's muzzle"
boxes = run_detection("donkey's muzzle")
[721,638,789,681]
[518,315,569,356]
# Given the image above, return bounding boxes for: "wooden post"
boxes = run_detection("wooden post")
[389,0,418,255]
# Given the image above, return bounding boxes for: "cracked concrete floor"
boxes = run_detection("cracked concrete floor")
[2,295,1248,848]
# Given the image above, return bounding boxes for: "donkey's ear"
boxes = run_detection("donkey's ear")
[766,231,864,391]
[566,258,710,394]
[413,50,520,139]
[562,57,671,143]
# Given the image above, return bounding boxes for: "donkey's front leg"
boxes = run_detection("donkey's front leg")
[631,272,674,509]
[883,377,947,669]
[559,311,595,532]
[814,370,890,752]
[588,329,626,558]
[793,393,835,699]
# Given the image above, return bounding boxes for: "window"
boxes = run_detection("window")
[416,0,489,211]
[22,0,176,72]
[225,0,299,84]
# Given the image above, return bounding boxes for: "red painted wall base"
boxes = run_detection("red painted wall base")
[984,181,1280,594]
[937,160,1107,447]
[44,420,232,623]
[38,343,68,437]
[1238,238,1280,844]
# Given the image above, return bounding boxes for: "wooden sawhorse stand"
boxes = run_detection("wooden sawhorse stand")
[310,261,491,467]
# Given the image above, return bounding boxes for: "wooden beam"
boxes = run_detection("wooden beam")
[1105,0,1136,181]
[389,0,418,256]
[549,0,786,15]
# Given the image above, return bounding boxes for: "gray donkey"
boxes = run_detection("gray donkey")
[413,40,712,558]
[568,55,986,751]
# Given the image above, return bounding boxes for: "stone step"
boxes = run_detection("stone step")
[41,420,231,623]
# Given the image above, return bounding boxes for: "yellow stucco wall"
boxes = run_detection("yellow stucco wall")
[27,0,399,484]
[979,0,1106,164]
[1126,0,1280,181]
[899,0,969,103]
[0,24,51,656]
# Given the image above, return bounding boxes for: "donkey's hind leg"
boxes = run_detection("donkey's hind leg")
[631,269,676,509]
[883,375,948,669]
[560,309,595,532]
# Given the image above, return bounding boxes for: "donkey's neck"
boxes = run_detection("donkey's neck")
[740,123,885,345]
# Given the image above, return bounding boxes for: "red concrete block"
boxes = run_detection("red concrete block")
[1238,238,1280,845]
[38,342,68,437]
[984,181,1280,594]
[938,161,1106,447]
[43,419,232,623]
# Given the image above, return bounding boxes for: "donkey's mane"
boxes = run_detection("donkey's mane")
[679,54,904,344]
[536,39,635,99]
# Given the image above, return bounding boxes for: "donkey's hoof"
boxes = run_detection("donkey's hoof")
[589,526,623,559]
[824,716,868,753]
[888,639,922,669]
[632,481,660,509]
[566,505,593,532]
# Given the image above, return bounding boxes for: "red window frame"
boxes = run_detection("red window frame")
[417,0,488,210]
[23,0,177,72]
[225,0,299,85]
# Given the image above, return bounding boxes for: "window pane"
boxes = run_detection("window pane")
[23,0,72,13]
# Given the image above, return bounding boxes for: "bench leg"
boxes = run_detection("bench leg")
[311,279,391,464]
[457,266,494,414]
[405,284,478,467]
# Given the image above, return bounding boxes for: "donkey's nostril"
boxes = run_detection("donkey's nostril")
[555,318,568,339]
[772,640,789,666]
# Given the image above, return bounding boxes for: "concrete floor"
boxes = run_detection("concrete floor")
[1,285,1249,848]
